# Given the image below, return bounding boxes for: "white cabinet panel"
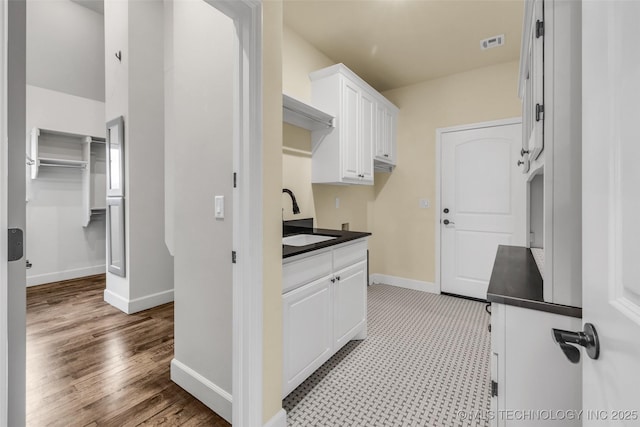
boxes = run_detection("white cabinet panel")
[282,276,333,397]
[342,79,361,181]
[359,90,375,182]
[282,249,332,294]
[333,261,367,349]
[333,239,367,271]
[490,303,582,427]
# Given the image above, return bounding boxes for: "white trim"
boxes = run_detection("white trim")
[170,359,232,423]
[263,409,287,427]
[200,1,263,426]
[435,117,522,294]
[26,265,106,287]
[370,274,439,294]
[103,288,174,314]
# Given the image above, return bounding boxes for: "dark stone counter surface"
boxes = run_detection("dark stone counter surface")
[487,245,582,318]
[282,218,370,259]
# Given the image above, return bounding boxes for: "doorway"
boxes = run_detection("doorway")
[437,119,525,300]
[1,0,264,425]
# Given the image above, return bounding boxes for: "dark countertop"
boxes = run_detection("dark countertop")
[487,245,582,318]
[282,228,371,259]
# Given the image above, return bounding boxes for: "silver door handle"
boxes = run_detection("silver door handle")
[443,219,455,225]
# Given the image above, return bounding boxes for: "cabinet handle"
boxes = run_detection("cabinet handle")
[383,154,389,157]
[331,278,336,283]
[517,160,525,166]
[335,276,341,281]
[520,148,530,157]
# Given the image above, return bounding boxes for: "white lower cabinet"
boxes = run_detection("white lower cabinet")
[282,239,368,398]
[282,276,333,396]
[490,303,582,426]
[333,261,367,349]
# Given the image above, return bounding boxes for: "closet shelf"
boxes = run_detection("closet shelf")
[283,94,334,131]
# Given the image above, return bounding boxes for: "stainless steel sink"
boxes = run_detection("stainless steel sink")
[282,234,337,247]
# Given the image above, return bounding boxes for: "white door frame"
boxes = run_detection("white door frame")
[1,1,265,426]
[200,1,264,426]
[435,117,522,295]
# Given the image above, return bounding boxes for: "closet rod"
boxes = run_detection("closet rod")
[39,163,86,169]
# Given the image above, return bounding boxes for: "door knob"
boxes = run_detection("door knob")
[552,323,600,364]
[443,219,455,225]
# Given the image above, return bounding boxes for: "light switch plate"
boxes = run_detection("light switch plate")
[215,195,224,219]
[419,199,430,209]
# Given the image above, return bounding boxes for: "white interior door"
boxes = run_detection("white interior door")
[582,2,640,421]
[441,122,524,299]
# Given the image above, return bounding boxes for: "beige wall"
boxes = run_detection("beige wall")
[282,25,333,103]
[372,61,521,283]
[282,23,521,285]
[282,25,374,231]
[262,0,284,423]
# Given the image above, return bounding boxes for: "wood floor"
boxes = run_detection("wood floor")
[27,275,230,427]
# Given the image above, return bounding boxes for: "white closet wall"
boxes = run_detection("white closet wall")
[26,85,107,286]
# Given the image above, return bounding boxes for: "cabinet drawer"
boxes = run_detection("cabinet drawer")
[333,239,367,271]
[283,250,332,294]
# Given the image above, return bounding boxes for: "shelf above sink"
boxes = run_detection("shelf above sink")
[282,234,337,247]
[283,94,334,131]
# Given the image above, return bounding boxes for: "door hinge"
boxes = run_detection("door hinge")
[536,104,544,122]
[232,251,237,264]
[8,228,24,262]
[233,172,237,188]
[535,20,544,38]
[491,380,498,397]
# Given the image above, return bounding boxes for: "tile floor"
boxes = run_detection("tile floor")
[283,284,491,427]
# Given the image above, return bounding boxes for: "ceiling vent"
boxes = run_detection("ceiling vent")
[480,34,505,50]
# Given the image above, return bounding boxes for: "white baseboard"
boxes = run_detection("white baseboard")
[104,288,174,314]
[171,358,232,423]
[369,273,439,294]
[27,265,106,287]
[264,408,287,427]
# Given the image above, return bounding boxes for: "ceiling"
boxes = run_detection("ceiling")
[283,0,524,92]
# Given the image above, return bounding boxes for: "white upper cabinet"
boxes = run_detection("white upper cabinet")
[310,63,399,185]
[375,103,397,169]
[518,0,582,308]
[519,0,544,172]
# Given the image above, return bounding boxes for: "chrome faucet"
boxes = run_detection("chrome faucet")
[282,188,301,215]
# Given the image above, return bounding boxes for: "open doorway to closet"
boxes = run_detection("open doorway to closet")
[25,0,107,289]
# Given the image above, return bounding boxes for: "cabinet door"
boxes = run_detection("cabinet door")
[359,91,375,183]
[333,260,367,350]
[375,103,386,160]
[341,78,360,181]
[374,105,397,166]
[529,0,544,159]
[383,108,396,164]
[282,276,333,397]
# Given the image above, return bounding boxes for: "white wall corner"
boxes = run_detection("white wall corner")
[264,408,287,427]
[104,288,174,314]
[171,358,232,423]
[369,273,439,294]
